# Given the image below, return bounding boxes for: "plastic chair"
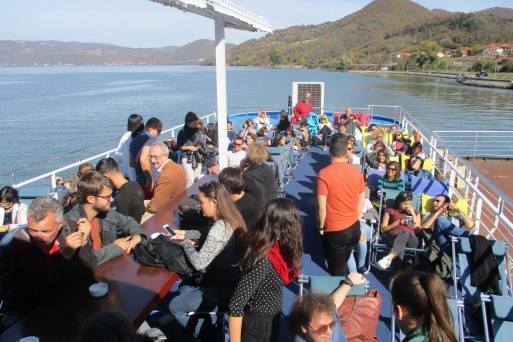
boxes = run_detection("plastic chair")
[482,295,513,342]
[298,275,368,298]
[410,176,449,197]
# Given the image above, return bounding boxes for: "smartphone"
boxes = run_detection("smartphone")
[163,224,176,236]
[405,215,412,221]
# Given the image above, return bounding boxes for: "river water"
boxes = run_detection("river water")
[0,65,512,184]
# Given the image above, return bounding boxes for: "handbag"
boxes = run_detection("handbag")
[133,235,195,276]
[338,289,382,342]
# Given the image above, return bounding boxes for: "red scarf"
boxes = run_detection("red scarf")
[266,242,298,285]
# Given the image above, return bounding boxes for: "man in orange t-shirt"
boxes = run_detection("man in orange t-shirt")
[317,134,365,276]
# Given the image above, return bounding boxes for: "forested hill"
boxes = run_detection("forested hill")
[224,0,513,68]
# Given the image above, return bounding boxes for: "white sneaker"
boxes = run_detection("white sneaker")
[377,255,392,270]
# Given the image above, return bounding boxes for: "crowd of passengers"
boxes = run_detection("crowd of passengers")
[0,101,475,342]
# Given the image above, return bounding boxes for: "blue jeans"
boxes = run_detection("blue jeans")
[169,282,231,339]
[433,216,473,252]
[348,220,371,273]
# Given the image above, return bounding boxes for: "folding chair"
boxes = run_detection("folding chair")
[410,176,449,197]
[298,274,368,298]
[481,295,513,342]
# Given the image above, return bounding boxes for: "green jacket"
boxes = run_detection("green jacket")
[402,327,429,342]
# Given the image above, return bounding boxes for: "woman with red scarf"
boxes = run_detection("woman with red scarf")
[229,198,303,342]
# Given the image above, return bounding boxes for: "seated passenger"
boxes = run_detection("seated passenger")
[245,132,257,146]
[339,107,362,137]
[404,155,433,190]
[256,128,272,146]
[169,182,246,340]
[391,270,458,342]
[391,131,411,156]
[5,197,96,315]
[271,132,287,147]
[317,114,334,151]
[96,158,145,224]
[411,141,427,159]
[367,123,377,134]
[228,137,247,168]
[239,119,256,140]
[206,122,218,149]
[297,121,311,149]
[421,194,476,252]
[56,162,95,193]
[243,143,277,211]
[219,167,258,229]
[366,129,388,152]
[64,171,145,265]
[377,161,404,192]
[205,157,220,175]
[348,198,379,274]
[229,198,302,342]
[377,191,421,270]
[289,272,366,342]
[253,108,271,131]
[347,139,361,168]
[276,109,291,132]
[0,186,28,237]
[366,148,389,171]
[145,142,187,215]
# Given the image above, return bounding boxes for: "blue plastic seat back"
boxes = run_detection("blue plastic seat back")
[309,276,366,296]
[381,189,421,212]
[410,176,449,197]
[367,168,385,189]
[490,295,513,341]
[458,237,507,305]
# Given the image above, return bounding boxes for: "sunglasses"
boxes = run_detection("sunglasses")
[309,320,336,335]
[395,133,402,137]
[233,143,243,146]
[434,199,444,203]
[387,168,397,171]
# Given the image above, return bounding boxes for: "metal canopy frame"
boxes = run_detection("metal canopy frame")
[151,0,273,169]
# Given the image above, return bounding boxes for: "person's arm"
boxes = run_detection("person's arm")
[356,191,366,216]
[317,194,327,236]
[139,145,153,189]
[228,317,243,342]
[181,220,228,271]
[448,203,476,232]
[421,209,442,229]
[332,272,366,308]
[381,211,404,233]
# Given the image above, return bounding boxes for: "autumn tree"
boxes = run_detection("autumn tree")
[411,41,441,67]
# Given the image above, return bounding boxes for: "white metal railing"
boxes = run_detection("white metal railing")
[432,131,513,159]
[0,112,218,192]
[381,105,513,250]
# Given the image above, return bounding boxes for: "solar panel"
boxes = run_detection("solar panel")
[292,82,324,116]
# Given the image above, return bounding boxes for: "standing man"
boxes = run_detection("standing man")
[65,171,145,265]
[95,157,145,224]
[145,141,187,214]
[129,117,163,199]
[6,197,96,315]
[291,92,312,125]
[317,134,366,276]
[228,137,246,168]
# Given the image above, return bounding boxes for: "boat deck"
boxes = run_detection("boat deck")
[468,158,513,201]
[278,146,394,341]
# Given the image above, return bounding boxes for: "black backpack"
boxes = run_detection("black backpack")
[133,235,195,277]
[177,195,210,228]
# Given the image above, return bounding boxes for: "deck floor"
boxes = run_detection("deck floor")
[468,159,513,201]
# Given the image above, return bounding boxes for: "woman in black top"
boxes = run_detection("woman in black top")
[229,198,303,342]
[176,111,204,187]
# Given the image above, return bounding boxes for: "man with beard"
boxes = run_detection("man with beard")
[64,171,145,265]
[5,197,97,315]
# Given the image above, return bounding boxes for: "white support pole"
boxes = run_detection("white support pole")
[215,16,229,171]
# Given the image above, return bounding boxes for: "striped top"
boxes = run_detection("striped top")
[377,177,404,191]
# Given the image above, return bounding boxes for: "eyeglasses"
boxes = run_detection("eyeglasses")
[395,133,402,137]
[309,320,335,335]
[95,194,113,201]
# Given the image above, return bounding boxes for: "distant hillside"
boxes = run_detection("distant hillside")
[478,7,513,19]
[223,0,513,67]
[0,39,235,66]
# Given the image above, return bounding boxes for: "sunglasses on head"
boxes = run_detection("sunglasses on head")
[309,321,336,335]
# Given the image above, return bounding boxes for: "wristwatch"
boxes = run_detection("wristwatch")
[316,226,324,231]
[340,278,354,287]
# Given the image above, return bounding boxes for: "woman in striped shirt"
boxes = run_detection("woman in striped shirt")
[377,161,404,192]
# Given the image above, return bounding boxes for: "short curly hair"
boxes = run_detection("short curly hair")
[288,292,336,336]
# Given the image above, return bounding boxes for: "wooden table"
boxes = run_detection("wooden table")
[0,175,215,342]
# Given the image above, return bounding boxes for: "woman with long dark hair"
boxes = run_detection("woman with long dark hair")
[176,111,204,187]
[376,191,420,270]
[391,270,458,342]
[169,181,247,340]
[114,113,144,181]
[229,198,303,342]
[377,161,404,191]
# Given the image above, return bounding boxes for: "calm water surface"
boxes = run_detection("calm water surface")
[0,65,512,184]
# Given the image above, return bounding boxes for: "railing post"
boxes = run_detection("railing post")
[464,167,470,200]
[475,197,483,235]
[77,151,82,163]
[495,198,504,234]
[473,132,478,160]
[11,172,16,187]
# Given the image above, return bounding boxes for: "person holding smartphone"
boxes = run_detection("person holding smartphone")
[421,194,476,253]
[377,191,421,270]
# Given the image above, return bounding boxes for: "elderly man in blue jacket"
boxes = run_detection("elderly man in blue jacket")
[65,171,145,265]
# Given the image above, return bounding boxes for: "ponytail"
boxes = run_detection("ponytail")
[391,271,457,342]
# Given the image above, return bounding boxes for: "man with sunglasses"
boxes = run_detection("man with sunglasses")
[289,272,366,342]
[65,171,145,265]
[421,194,476,252]
[228,137,246,167]
[291,92,312,125]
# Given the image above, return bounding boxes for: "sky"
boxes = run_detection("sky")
[0,0,512,48]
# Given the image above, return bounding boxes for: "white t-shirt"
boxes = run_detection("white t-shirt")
[228,150,246,168]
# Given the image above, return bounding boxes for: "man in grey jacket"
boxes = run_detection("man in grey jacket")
[65,171,145,265]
